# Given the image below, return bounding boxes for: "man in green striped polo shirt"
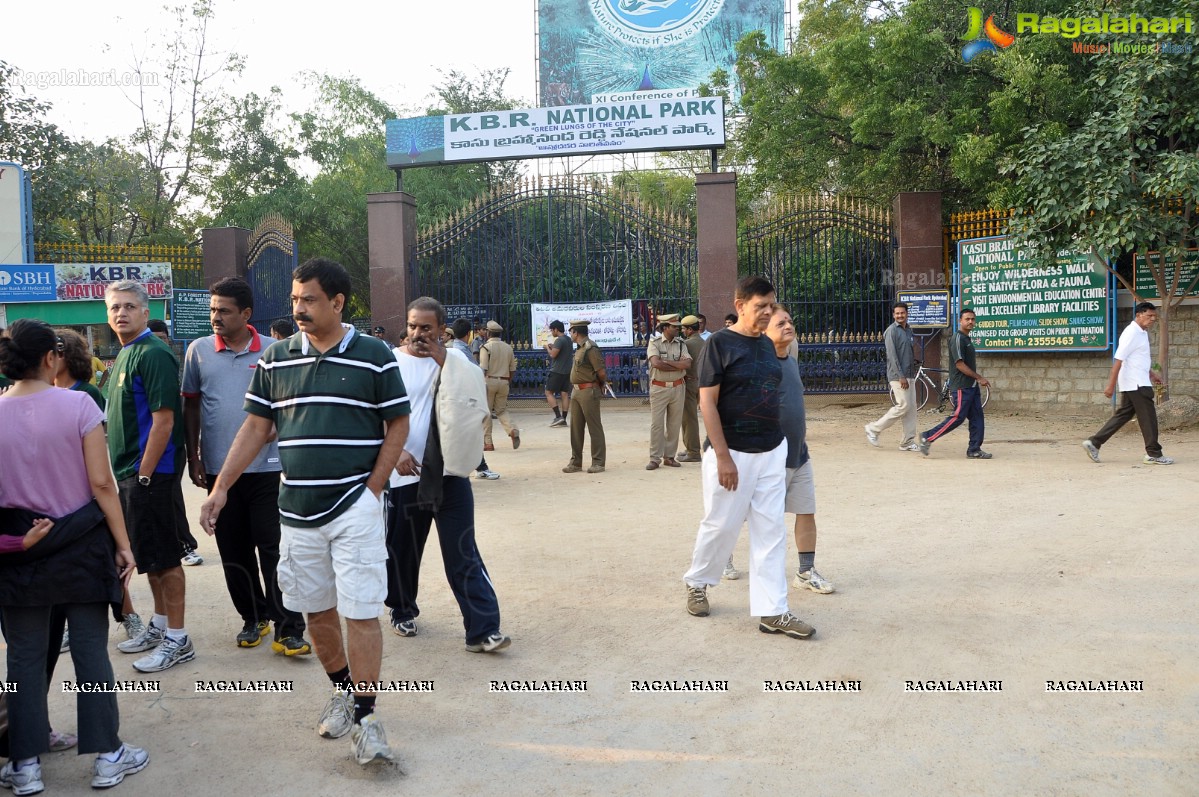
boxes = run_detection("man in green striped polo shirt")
[200,259,410,768]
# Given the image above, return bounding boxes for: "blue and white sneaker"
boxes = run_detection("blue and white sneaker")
[91,745,149,789]
[132,635,195,673]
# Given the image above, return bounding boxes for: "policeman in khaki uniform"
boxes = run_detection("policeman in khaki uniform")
[677,314,706,462]
[480,320,519,451]
[562,320,608,474]
[645,314,691,470]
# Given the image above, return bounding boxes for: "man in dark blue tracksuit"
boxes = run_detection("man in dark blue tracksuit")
[919,308,992,459]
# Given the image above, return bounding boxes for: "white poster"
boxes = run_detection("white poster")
[531,300,633,348]
[0,162,30,264]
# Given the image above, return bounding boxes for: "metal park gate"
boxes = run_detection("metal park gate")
[414,177,697,397]
[741,195,895,393]
[245,215,298,332]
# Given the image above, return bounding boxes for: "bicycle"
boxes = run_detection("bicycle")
[889,363,990,413]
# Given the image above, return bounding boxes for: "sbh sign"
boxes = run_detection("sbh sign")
[0,262,173,303]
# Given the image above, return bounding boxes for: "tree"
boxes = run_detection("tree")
[125,0,244,242]
[725,0,1090,210]
[1004,0,1199,399]
[0,60,75,242]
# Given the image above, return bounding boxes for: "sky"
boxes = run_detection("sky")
[4,0,538,144]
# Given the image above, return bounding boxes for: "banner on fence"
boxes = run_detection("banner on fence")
[386,98,724,168]
[0,262,173,304]
[531,300,633,348]
[957,236,1111,352]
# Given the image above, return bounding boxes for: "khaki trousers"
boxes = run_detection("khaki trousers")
[680,381,701,458]
[866,379,917,445]
[649,383,685,461]
[568,386,605,467]
[484,377,515,445]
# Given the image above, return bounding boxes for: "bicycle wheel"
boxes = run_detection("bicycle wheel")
[914,379,931,410]
[891,379,930,410]
[948,384,990,412]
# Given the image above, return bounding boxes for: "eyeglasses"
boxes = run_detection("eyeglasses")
[55,336,65,354]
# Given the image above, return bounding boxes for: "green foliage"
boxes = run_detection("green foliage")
[728,0,1090,210]
[1003,0,1199,394]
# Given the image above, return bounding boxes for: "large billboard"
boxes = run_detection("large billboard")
[538,0,784,106]
[386,97,724,168]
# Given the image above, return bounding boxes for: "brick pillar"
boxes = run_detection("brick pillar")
[696,172,738,319]
[367,191,417,343]
[201,227,250,287]
[892,191,944,366]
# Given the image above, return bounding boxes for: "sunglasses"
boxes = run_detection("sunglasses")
[55,336,65,354]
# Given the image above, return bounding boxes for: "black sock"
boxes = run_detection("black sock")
[327,666,352,691]
[553,407,562,419]
[353,695,376,724]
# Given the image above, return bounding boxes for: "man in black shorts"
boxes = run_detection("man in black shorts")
[105,281,195,672]
[544,320,573,427]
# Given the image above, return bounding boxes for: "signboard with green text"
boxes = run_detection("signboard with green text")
[957,236,1112,352]
[1134,249,1199,299]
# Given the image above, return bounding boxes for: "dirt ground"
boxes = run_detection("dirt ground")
[27,396,1199,795]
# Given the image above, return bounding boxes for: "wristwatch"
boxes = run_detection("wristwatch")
[138,475,152,487]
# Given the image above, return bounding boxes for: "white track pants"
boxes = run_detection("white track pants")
[683,441,789,617]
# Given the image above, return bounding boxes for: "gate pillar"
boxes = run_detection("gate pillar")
[893,191,944,365]
[696,172,738,317]
[201,226,250,287]
[368,191,417,341]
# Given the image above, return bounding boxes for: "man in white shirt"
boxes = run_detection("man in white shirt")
[1083,302,1173,465]
[383,297,511,652]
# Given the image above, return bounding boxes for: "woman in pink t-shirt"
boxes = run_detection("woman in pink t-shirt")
[0,319,148,793]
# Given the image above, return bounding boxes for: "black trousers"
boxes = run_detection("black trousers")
[1,603,120,759]
[0,606,65,758]
[207,472,304,637]
[1089,386,1162,457]
[384,478,501,645]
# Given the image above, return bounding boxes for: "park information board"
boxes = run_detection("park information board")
[170,289,211,340]
[958,236,1112,352]
[898,290,950,328]
[386,97,724,168]
[1134,249,1199,299]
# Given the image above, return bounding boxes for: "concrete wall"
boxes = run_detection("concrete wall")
[961,303,1199,417]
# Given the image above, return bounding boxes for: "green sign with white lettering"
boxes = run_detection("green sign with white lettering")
[958,236,1112,352]
[1134,249,1199,299]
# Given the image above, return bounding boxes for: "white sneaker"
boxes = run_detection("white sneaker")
[117,622,163,654]
[1082,440,1100,462]
[899,442,922,452]
[351,715,396,766]
[1143,454,1175,465]
[181,548,204,566]
[317,688,354,739]
[722,561,742,580]
[794,568,835,594]
[475,469,501,480]
[132,635,195,673]
[0,760,44,796]
[91,744,149,789]
[121,612,145,640]
[864,425,880,447]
